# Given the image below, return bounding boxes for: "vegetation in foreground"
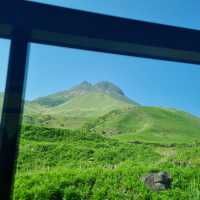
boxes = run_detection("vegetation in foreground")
[1,81,199,199]
[14,125,200,200]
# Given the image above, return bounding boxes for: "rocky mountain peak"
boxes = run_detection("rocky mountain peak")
[71,81,93,94]
[94,81,125,96]
[31,81,138,107]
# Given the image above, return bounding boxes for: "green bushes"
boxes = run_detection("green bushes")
[21,125,105,142]
[14,125,200,199]
[14,164,200,200]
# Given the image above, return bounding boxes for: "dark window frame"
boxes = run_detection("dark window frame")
[0,1,200,199]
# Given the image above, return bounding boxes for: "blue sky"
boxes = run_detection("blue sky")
[1,1,200,116]
[30,0,200,29]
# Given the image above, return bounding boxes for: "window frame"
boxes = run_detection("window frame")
[0,1,200,199]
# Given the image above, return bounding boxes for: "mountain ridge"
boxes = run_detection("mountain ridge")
[21,81,138,128]
[31,81,138,107]
[1,81,200,141]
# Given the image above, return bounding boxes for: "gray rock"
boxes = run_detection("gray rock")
[142,171,172,191]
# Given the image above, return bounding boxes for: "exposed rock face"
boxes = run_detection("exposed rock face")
[94,81,125,96]
[142,171,172,191]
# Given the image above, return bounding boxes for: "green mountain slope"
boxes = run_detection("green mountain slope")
[23,93,135,129]
[24,101,48,115]
[31,81,95,107]
[1,81,200,145]
[85,107,200,144]
[22,81,138,128]
[46,92,134,118]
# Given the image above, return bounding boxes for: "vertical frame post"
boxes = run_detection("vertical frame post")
[0,28,30,200]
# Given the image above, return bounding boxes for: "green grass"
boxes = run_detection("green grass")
[20,81,139,129]
[46,92,134,118]
[23,92,135,129]
[14,164,200,200]
[14,125,200,200]
[23,113,92,129]
[17,125,159,171]
[87,107,200,144]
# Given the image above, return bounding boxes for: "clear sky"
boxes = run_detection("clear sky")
[30,0,200,29]
[1,1,200,116]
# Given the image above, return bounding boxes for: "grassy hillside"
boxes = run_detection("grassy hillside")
[46,92,134,118]
[85,107,200,144]
[14,125,200,199]
[22,81,138,129]
[23,92,135,129]
[24,102,48,115]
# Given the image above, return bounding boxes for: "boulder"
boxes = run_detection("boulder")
[142,171,172,191]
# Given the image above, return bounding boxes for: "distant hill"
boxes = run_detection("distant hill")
[1,81,200,144]
[85,106,200,144]
[22,81,138,128]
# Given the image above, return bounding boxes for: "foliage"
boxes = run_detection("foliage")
[14,125,200,200]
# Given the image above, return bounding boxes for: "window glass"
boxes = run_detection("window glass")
[14,43,200,199]
[27,0,200,30]
[0,39,10,121]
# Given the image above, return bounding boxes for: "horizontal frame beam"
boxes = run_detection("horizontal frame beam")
[0,1,200,64]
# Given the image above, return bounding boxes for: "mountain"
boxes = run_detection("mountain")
[15,110,200,200]
[85,106,200,144]
[93,81,136,104]
[23,81,138,128]
[13,82,200,199]
[32,81,94,107]
[1,81,200,144]
[32,81,138,107]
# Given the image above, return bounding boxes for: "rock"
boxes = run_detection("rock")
[142,171,172,191]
